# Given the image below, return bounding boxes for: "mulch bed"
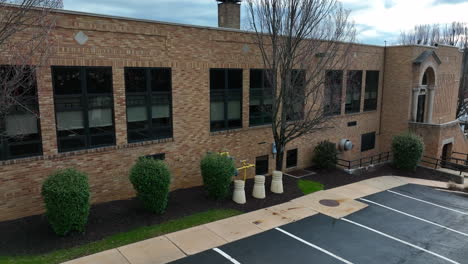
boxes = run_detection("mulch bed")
[0,164,452,255]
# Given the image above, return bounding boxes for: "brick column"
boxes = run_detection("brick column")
[37,66,58,156]
[411,87,420,122]
[425,85,436,124]
[112,67,127,145]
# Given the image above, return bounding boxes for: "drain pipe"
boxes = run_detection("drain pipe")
[378,41,387,137]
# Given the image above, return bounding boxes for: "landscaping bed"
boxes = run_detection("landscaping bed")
[0,164,452,259]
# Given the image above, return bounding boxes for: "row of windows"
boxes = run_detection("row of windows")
[325,70,380,116]
[0,66,379,160]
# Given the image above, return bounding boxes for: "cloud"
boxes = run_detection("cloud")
[62,0,468,46]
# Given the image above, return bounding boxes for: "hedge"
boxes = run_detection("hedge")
[200,153,236,200]
[392,132,425,170]
[129,158,172,214]
[312,141,338,169]
[42,169,90,236]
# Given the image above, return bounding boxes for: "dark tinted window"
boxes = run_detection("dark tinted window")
[286,149,298,168]
[255,155,269,175]
[151,68,171,92]
[53,66,115,152]
[364,71,379,111]
[125,68,146,93]
[125,67,173,143]
[210,69,243,131]
[286,70,305,121]
[87,68,113,94]
[325,70,343,116]
[52,67,81,95]
[361,132,376,152]
[250,69,273,126]
[345,70,362,114]
[0,65,42,160]
[210,69,225,90]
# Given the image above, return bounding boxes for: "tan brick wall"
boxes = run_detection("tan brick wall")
[0,11,461,221]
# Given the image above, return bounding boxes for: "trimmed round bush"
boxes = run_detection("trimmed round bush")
[129,158,172,214]
[392,132,425,171]
[200,153,236,200]
[312,141,338,169]
[41,168,90,236]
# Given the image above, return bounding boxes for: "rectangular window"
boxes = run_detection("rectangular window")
[52,66,115,152]
[324,70,343,116]
[250,69,273,126]
[364,71,379,111]
[255,155,269,175]
[361,132,376,152]
[210,69,242,131]
[345,70,362,114]
[286,70,305,121]
[286,149,298,168]
[0,66,42,160]
[125,68,172,143]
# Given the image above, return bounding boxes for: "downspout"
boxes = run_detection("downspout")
[378,41,387,136]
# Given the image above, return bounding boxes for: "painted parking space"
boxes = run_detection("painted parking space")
[168,184,468,264]
[390,184,468,213]
[356,188,468,234]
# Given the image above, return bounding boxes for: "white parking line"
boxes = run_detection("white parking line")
[213,248,241,264]
[359,198,468,238]
[341,218,460,264]
[275,227,354,264]
[387,190,468,216]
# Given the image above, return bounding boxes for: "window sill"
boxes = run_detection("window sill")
[210,128,244,136]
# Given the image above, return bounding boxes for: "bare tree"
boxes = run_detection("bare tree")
[399,22,468,119]
[246,0,356,170]
[0,0,62,137]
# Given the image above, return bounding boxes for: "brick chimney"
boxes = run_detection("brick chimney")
[217,0,241,29]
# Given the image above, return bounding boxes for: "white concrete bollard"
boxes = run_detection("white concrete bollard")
[233,180,246,204]
[271,171,284,194]
[252,175,266,199]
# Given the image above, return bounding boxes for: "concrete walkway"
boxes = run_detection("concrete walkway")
[63,176,447,264]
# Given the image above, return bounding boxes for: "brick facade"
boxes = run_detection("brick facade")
[0,9,464,221]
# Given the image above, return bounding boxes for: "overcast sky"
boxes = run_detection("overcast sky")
[62,0,468,46]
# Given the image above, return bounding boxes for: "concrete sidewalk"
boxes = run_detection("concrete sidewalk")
[63,176,447,264]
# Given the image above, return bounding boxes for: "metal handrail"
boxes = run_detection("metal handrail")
[420,155,468,176]
[337,152,392,170]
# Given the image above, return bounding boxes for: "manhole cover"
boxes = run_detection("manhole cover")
[319,199,340,207]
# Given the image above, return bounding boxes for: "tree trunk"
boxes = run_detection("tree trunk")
[275,143,284,171]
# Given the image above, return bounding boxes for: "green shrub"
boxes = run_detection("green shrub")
[129,158,172,214]
[312,141,338,169]
[392,132,425,170]
[41,168,90,236]
[200,153,236,200]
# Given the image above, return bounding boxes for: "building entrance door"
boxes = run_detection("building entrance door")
[441,143,452,168]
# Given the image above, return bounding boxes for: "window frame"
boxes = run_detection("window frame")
[210,68,243,132]
[286,148,298,168]
[345,70,363,114]
[124,67,173,143]
[324,70,343,116]
[361,132,376,152]
[364,71,379,112]
[249,69,273,127]
[255,155,269,175]
[286,69,306,122]
[0,65,43,160]
[52,66,116,153]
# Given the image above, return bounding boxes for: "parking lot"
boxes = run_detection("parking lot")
[169,184,468,264]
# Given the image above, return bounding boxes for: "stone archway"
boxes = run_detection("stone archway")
[412,66,436,123]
